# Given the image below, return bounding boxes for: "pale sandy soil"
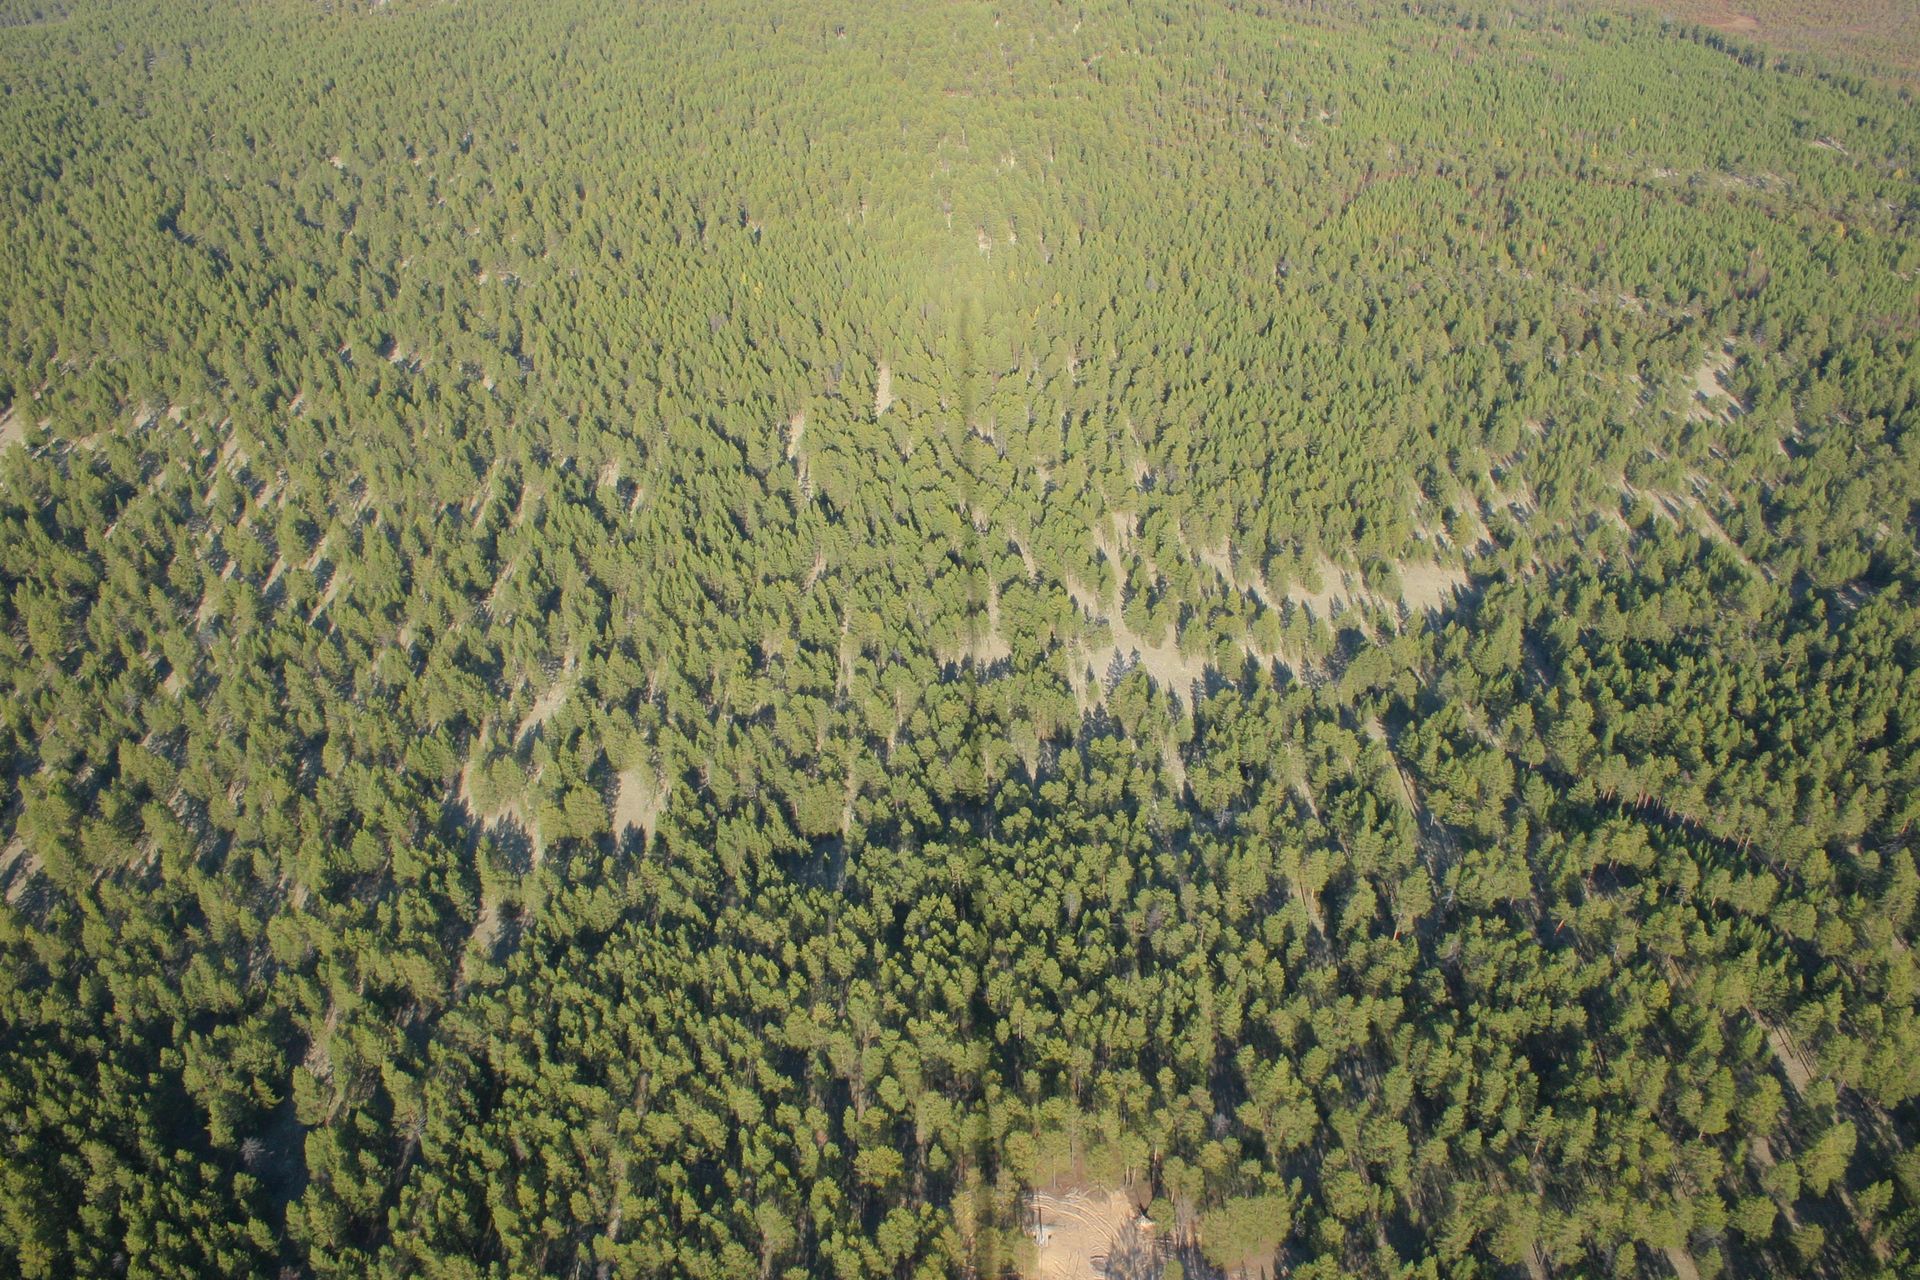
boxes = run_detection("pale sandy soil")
[787,411,813,496]
[457,898,504,989]
[466,459,501,520]
[1397,560,1469,613]
[481,555,518,616]
[309,565,345,625]
[514,662,575,747]
[1287,555,1359,621]
[837,615,856,698]
[299,530,331,573]
[1027,1188,1154,1280]
[1008,532,1039,580]
[1688,343,1740,423]
[875,363,893,418]
[1365,716,1422,818]
[1749,1133,1807,1234]
[0,835,37,904]
[1764,1018,1815,1094]
[612,764,665,846]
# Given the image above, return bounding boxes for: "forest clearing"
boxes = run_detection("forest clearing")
[1027,1188,1155,1280]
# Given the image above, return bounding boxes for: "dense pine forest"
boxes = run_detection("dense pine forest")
[1,1,1917,1277]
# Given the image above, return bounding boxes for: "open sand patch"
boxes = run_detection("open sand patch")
[1026,1188,1155,1280]
[1687,342,1740,423]
[515,657,576,746]
[1396,560,1469,613]
[941,582,1014,668]
[613,764,665,847]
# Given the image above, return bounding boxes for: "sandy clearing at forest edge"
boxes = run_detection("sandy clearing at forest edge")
[1688,342,1739,422]
[1027,1187,1153,1280]
[613,764,665,846]
[514,658,576,746]
[1,836,39,904]
[1398,560,1469,613]
[940,582,1013,667]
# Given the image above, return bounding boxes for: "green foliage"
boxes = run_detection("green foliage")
[0,1,1915,1278]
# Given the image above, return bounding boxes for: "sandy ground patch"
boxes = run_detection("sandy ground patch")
[1009,532,1039,580]
[1688,342,1740,422]
[0,835,39,904]
[457,898,506,989]
[481,555,518,616]
[1288,556,1361,622]
[613,764,665,847]
[309,564,345,624]
[941,583,1014,667]
[456,745,543,869]
[1397,560,1469,613]
[1762,1017,1815,1094]
[1665,1245,1701,1280]
[1027,1188,1155,1280]
[515,666,575,746]
[1365,716,1421,816]
[875,363,893,418]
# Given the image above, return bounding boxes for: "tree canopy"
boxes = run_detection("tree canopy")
[0,1,1916,1278]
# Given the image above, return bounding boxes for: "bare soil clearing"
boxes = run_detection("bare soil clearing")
[1614,0,1920,77]
[457,898,505,989]
[1688,342,1741,423]
[613,764,665,847]
[1763,1017,1815,1094]
[515,660,576,746]
[1027,1188,1154,1280]
[1397,560,1469,614]
[1287,555,1361,621]
[0,836,38,905]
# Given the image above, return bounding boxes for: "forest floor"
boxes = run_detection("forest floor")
[0,835,37,905]
[1397,560,1470,613]
[942,583,1014,667]
[613,764,664,847]
[1027,1187,1155,1280]
[1689,342,1740,422]
[455,739,541,865]
[458,899,504,989]
[515,655,577,746]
